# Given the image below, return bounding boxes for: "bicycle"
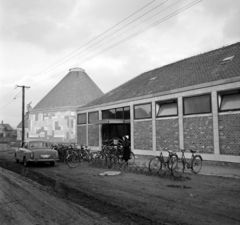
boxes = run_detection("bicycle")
[148,149,178,175]
[65,144,82,168]
[172,149,203,178]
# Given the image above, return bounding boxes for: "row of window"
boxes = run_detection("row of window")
[78,106,130,124]
[78,89,240,123]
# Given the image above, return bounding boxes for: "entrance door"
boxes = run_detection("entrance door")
[102,124,130,145]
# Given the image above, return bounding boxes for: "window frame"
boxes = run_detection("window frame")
[77,113,87,125]
[218,89,240,112]
[134,102,152,120]
[88,111,99,124]
[156,99,178,118]
[183,94,212,116]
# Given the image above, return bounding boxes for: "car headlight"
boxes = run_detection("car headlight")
[30,153,34,159]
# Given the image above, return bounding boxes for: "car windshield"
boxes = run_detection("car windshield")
[29,142,51,149]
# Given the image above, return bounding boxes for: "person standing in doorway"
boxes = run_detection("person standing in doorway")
[122,135,131,163]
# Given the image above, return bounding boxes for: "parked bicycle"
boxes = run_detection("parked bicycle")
[172,149,203,178]
[148,149,178,175]
[65,144,82,168]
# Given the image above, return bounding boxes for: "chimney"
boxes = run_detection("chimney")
[1,121,3,124]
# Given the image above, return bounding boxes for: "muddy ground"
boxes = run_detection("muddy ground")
[0,150,240,225]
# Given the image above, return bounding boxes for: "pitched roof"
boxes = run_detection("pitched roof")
[83,42,240,109]
[0,123,13,131]
[33,68,103,111]
[17,112,29,128]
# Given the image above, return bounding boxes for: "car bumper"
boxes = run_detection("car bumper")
[28,159,58,163]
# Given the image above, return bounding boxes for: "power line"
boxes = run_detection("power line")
[26,0,169,86]
[79,0,202,65]
[0,90,22,110]
[30,0,201,87]
[22,0,157,85]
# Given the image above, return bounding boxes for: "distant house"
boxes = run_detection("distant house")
[76,42,240,163]
[0,121,16,142]
[29,68,103,143]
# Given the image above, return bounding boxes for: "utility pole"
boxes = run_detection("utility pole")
[17,85,30,143]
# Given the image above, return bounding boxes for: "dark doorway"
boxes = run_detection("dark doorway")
[102,124,130,145]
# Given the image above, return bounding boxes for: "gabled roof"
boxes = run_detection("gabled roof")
[83,42,240,109]
[33,68,103,111]
[0,123,13,131]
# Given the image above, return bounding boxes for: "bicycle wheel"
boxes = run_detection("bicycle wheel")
[148,157,162,175]
[128,152,135,165]
[172,159,185,178]
[66,152,80,168]
[191,155,202,174]
[167,154,178,171]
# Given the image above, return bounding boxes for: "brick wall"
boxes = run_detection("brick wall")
[183,116,214,153]
[77,125,87,145]
[88,125,99,146]
[219,114,240,155]
[134,120,152,150]
[156,118,179,151]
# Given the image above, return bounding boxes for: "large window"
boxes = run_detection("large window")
[77,113,86,124]
[102,107,130,120]
[88,111,99,124]
[183,94,211,115]
[134,103,152,119]
[156,100,178,117]
[218,89,240,112]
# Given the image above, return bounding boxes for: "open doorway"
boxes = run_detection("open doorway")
[102,124,130,145]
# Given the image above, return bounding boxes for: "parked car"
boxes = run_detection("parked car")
[15,139,58,167]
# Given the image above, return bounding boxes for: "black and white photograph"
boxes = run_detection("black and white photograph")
[0,0,240,224]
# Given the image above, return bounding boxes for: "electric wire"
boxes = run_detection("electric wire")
[22,0,157,85]
[26,0,169,86]
[1,0,201,109]
[30,0,201,87]
[0,90,22,110]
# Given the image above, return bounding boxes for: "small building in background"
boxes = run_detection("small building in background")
[28,68,103,143]
[0,121,17,142]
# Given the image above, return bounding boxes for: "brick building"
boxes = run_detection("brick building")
[29,68,103,143]
[76,42,240,163]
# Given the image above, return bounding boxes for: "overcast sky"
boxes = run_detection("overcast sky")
[0,0,240,128]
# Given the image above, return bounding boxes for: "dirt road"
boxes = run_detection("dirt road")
[0,150,240,225]
[0,168,118,225]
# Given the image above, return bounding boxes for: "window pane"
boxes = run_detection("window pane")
[116,108,123,119]
[124,107,130,119]
[134,104,152,119]
[157,102,177,117]
[102,110,109,119]
[220,93,240,110]
[184,95,211,115]
[78,113,86,124]
[109,109,116,119]
[89,112,99,123]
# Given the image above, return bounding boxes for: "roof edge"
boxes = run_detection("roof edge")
[77,76,240,111]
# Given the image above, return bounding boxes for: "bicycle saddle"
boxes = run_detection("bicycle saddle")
[189,149,196,153]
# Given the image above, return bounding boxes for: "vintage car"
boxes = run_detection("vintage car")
[15,139,58,167]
